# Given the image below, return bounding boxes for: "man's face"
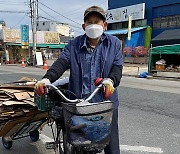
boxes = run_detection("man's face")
[82,13,107,31]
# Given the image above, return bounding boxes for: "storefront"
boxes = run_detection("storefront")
[105,26,151,64]
[0,28,66,64]
[105,3,151,63]
[4,43,66,64]
[108,0,180,38]
[148,29,180,78]
[107,0,180,65]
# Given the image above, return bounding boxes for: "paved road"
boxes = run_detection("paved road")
[0,65,179,154]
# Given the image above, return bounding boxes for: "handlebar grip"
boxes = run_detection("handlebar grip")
[70,124,86,131]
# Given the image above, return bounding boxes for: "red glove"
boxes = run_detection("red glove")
[94,77,103,86]
[34,78,50,96]
[94,78,114,98]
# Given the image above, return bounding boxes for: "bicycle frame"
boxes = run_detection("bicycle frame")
[45,83,110,154]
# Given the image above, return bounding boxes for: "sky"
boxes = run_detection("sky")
[0,0,108,36]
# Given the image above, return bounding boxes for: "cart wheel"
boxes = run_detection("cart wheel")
[29,130,39,142]
[2,137,12,150]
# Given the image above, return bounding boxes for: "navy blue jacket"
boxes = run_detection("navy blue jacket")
[44,33,123,108]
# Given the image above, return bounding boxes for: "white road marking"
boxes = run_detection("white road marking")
[172,133,180,138]
[40,134,54,143]
[41,134,163,153]
[0,72,12,74]
[121,145,163,153]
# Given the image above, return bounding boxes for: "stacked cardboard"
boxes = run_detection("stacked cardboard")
[0,85,37,124]
[0,79,50,139]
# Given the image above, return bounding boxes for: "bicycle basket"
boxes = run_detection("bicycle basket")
[62,101,114,152]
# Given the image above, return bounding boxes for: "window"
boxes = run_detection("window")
[168,16,176,27]
[153,18,161,29]
[153,15,180,29]
[111,23,122,30]
[135,20,142,27]
[43,22,45,25]
[116,23,122,29]
[111,19,147,30]
[122,22,128,29]
[112,23,117,30]
[176,15,180,26]
[141,19,147,26]
[160,17,168,28]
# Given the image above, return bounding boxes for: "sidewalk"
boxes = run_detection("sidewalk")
[47,59,148,76]
[1,61,148,77]
[123,63,148,76]
[2,63,180,81]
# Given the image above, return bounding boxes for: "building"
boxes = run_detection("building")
[106,0,180,65]
[37,21,71,37]
[0,21,6,29]
[107,0,180,38]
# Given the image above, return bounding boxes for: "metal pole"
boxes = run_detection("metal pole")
[32,0,37,65]
[127,15,132,40]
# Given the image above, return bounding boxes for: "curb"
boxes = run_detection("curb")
[123,74,180,82]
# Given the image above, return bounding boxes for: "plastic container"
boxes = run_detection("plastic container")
[155,64,166,71]
[34,93,55,111]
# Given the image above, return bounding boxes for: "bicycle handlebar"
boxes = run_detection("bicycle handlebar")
[45,83,103,103]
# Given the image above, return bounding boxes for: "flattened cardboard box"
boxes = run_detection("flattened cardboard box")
[0,112,48,136]
[14,92,31,100]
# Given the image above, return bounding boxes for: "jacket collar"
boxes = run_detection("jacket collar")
[80,33,108,49]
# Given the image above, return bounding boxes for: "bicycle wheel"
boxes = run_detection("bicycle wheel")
[2,137,12,150]
[51,121,70,154]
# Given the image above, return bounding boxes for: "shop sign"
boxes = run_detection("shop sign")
[3,28,21,43]
[29,31,45,44]
[44,32,60,44]
[21,25,29,49]
[106,3,145,23]
[35,52,43,65]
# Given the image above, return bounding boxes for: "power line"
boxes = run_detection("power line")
[11,15,27,28]
[38,1,80,26]
[38,6,82,30]
[0,10,28,13]
[0,1,26,3]
[65,0,107,16]
[38,6,57,21]
[0,2,27,5]
[65,0,99,15]
[38,15,83,35]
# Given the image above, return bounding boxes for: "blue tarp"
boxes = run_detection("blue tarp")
[125,30,145,47]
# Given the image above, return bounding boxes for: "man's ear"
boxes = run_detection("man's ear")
[82,24,85,31]
[103,22,108,31]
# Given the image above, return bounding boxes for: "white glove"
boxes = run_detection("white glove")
[35,78,50,96]
[101,78,114,98]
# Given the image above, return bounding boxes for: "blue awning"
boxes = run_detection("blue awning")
[105,27,146,35]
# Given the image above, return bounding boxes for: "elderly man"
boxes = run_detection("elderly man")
[35,5,123,154]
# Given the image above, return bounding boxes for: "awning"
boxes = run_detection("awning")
[105,27,146,35]
[150,44,180,54]
[6,43,66,48]
[151,29,180,47]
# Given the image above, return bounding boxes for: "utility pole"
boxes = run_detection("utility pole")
[32,0,37,65]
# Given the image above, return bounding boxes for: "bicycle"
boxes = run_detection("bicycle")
[35,81,114,154]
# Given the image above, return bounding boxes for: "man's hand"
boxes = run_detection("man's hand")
[94,78,115,98]
[102,78,114,98]
[34,78,50,96]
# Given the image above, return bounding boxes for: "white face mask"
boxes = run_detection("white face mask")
[85,24,103,39]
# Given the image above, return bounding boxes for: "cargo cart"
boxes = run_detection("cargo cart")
[0,111,49,149]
